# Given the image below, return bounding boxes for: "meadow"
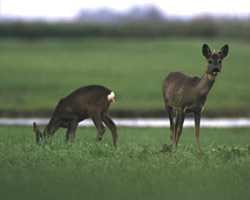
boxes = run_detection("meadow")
[1,21,250,200]
[0,125,249,200]
[0,37,250,116]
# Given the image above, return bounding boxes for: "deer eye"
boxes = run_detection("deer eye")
[218,60,222,64]
[208,60,213,64]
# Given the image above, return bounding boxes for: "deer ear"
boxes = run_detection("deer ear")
[202,44,211,59]
[219,44,229,59]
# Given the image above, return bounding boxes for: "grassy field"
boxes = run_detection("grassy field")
[0,125,249,200]
[0,37,250,115]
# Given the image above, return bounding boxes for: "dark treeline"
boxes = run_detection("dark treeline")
[0,17,250,40]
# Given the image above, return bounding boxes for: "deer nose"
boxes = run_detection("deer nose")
[212,67,220,75]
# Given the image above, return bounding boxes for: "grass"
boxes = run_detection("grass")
[0,125,249,200]
[0,37,250,114]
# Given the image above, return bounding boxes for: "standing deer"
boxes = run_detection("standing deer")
[33,85,118,148]
[162,44,229,149]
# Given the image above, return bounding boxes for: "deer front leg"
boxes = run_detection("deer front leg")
[65,118,79,142]
[172,109,181,147]
[165,105,174,140]
[172,112,177,147]
[194,112,201,150]
[175,109,185,147]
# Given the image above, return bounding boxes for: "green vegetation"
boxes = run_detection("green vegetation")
[1,21,249,200]
[0,125,249,200]
[0,19,250,39]
[1,37,250,116]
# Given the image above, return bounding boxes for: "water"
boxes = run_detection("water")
[1,118,250,127]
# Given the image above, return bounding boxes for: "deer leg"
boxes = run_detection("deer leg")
[194,112,201,150]
[101,112,118,148]
[175,109,185,147]
[65,118,79,142]
[90,113,106,144]
[172,110,179,147]
[165,104,174,140]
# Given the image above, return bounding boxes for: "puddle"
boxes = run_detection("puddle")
[1,118,250,127]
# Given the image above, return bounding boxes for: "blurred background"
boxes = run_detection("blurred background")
[0,0,250,118]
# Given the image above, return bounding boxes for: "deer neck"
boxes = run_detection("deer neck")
[196,72,216,97]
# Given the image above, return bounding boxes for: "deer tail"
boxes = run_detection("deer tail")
[33,122,43,143]
[107,91,115,103]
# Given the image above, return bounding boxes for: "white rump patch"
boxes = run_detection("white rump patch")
[107,91,115,102]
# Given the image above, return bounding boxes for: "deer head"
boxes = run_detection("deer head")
[202,44,229,77]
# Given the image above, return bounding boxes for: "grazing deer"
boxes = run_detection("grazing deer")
[33,85,118,148]
[162,44,229,149]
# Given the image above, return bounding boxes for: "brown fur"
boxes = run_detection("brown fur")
[162,44,229,149]
[33,85,118,148]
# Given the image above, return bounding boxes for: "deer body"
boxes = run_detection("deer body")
[163,71,214,113]
[162,44,229,149]
[33,85,117,148]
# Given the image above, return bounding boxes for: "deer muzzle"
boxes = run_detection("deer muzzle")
[212,67,220,76]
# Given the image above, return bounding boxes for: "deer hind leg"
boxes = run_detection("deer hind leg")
[101,111,118,148]
[90,112,105,144]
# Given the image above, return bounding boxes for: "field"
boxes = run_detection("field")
[1,37,250,116]
[0,125,249,200]
[0,35,250,199]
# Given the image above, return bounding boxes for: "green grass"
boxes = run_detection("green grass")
[0,125,249,200]
[0,37,250,114]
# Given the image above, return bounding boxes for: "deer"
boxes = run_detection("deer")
[162,44,229,150]
[33,85,118,148]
